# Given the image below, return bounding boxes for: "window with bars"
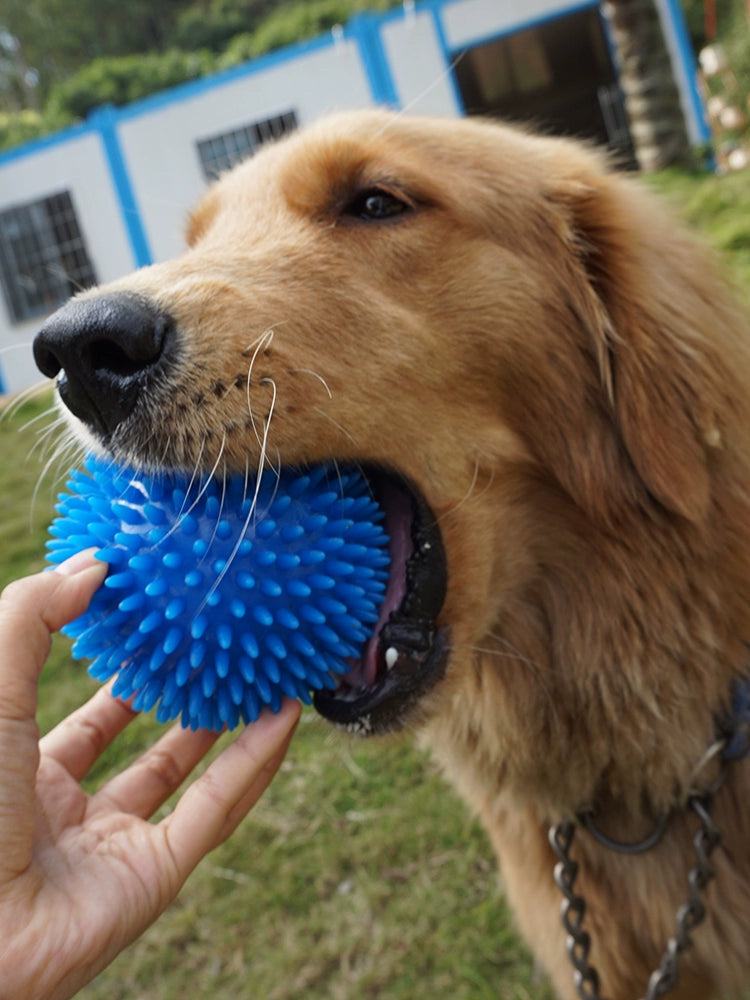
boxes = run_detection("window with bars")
[0,191,97,324]
[196,110,298,181]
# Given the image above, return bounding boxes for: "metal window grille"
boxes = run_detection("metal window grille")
[0,190,97,324]
[196,110,298,182]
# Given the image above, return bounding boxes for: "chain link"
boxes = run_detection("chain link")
[641,794,721,1000]
[549,791,723,1000]
[550,821,607,1000]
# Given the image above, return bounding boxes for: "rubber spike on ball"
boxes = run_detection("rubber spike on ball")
[47,455,390,731]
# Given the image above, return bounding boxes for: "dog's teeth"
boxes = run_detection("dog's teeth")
[385,646,398,669]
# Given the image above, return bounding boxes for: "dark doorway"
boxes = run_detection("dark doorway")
[452,6,637,167]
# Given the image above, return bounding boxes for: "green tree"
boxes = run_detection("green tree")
[46,48,216,120]
[172,0,277,53]
[219,0,357,66]
[2,0,193,98]
[679,0,738,48]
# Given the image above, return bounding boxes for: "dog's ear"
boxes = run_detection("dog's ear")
[545,167,740,524]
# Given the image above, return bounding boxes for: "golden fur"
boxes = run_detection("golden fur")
[71,111,750,997]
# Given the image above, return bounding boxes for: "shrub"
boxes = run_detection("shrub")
[219,0,355,67]
[46,48,217,120]
[172,0,276,53]
[0,108,72,150]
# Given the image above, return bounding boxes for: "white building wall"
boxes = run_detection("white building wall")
[0,130,135,394]
[117,37,375,263]
[379,9,460,116]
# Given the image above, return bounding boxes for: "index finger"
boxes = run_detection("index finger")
[161,700,301,880]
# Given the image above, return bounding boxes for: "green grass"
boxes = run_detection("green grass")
[0,391,59,585]
[646,165,750,289]
[0,392,548,1000]
[1,164,749,1000]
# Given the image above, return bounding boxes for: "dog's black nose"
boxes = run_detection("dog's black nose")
[34,292,175,439]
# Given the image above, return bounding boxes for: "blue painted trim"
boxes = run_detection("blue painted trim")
[430,3,465,114]
[442,0,599,55]
[0,359,6,395]
[347,12,400,107]
[88,105,152,268]
[0,119,95,168]
[660,0,711,143]
[348,1,463,112]
[114,32,338,123]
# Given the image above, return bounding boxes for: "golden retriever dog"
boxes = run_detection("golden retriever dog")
[33,110,750,999]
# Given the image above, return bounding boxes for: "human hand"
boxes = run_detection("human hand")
[0,551,301,1000]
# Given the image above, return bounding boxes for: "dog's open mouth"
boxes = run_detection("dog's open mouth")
[313,469,449,734]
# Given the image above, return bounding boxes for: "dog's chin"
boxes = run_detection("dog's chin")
[313,468,450,735]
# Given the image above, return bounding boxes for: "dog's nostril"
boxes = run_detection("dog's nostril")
[33,291,176,438]
[34,345,63,380]
[87,338,154,378]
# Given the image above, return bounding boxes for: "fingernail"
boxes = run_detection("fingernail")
[54,549,102,576]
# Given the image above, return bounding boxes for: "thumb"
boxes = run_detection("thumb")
[0,552,107,879]
[0,551,107,722]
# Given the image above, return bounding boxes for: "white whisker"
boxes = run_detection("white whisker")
[197,378,278,614]
[330,457,346,499]
[199,376,278,613]
[156,430,175,468]
[176,433,226,526]
[474,636,538,668]
[242,456,251,505]
[438,461,495,525]
[201,456,229,564]
[30,428,83,526]
[293,367,333,399]
[0,341,34,357]
[385,49,469,125]
[245,328,275,452]
[0,380,52,424]
[482,632,559,716]
[29,414,68,461]
[19,406,58,436]
[254,376,278,498]
[261,444,282,516]
[162,439,206,539]
[312,406,360,449]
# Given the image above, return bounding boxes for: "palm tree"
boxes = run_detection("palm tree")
[601,0,694,170]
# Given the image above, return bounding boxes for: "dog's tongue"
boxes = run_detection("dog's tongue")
[342,480,414,689]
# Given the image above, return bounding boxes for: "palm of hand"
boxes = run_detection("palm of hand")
[0,560,299,1000]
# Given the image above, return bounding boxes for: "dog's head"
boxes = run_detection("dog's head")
[34,111,750,789]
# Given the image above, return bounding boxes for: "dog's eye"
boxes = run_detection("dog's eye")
[344,188,411,222]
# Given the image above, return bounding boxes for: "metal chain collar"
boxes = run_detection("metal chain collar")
[549,789,722,1000]
[547,674,750,1000]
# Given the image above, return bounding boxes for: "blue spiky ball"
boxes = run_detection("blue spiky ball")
[46,455,390,731]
